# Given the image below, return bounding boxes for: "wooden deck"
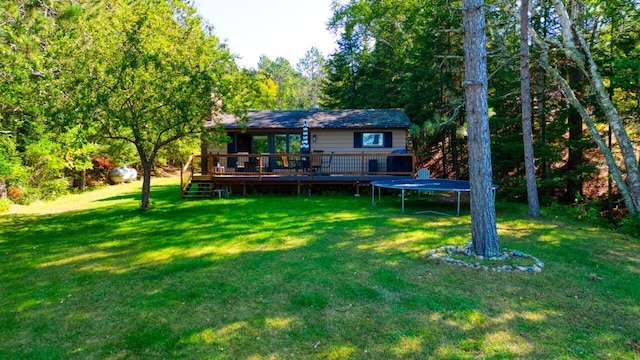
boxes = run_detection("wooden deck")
[192,174,413,197]
[181,153,416,198]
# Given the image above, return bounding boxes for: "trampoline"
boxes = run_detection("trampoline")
[371,178,498,216]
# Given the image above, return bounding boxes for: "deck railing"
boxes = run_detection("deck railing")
[191,152,415,179]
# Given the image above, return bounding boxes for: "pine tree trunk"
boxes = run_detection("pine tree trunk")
[452,127,460,179]
[520,0,540,216]
[462,0,500,257]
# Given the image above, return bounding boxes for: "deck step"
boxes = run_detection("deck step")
[182,181,214,198]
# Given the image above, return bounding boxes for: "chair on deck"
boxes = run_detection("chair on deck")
[310,150,324,173]
[279,153,298,171]
[236,152,249,172]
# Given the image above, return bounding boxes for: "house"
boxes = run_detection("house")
[203,109,411,172]
[182,109,414,197]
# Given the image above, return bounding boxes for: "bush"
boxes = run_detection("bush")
[34,178,69,201]
[0,198,11,213]
[618,215,640,238]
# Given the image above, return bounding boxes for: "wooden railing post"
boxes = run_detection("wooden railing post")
[361,152,365,180]
[191,155,195,178]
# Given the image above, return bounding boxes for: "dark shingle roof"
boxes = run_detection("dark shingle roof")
[207,109,411,130]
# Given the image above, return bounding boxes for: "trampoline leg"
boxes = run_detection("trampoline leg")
[402,189,405,213]
[371,185,375,206]
[456,191,461,216]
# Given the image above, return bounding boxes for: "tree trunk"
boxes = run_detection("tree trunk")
[565,68,584,203]
[0,179,6,200]
[441,136,447,176]
[539,57,637,215]
[520,0,540,216]
[140,160,153,211]
[462,0,500,257]
[452,127,460,180]
[549,0,640,215]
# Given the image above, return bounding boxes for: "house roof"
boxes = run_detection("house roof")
[207,109,411,130]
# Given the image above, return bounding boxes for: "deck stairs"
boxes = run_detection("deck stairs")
[182,178,214,199]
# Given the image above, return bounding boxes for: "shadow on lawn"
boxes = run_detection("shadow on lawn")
[1,185,638,359]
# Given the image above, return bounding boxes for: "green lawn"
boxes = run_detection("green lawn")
[1,178,638,359]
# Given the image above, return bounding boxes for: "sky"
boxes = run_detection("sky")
[193,0,339,70]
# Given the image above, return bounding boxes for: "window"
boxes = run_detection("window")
[275,134,302,153]
[354,132,393,148]
[363,133,384,147]
[252,135,268,153]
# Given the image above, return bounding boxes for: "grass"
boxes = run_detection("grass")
[1,178,639,359]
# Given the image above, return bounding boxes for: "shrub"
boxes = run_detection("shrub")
[7,186,24,203]
[618,215,640,238]
[0,198,11,213]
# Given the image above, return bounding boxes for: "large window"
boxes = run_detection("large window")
[275,134,301,153]
[252,135,268,153]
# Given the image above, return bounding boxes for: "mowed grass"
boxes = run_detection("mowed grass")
[1,178,639,359]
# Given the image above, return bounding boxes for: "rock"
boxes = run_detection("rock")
[532,266,542,273]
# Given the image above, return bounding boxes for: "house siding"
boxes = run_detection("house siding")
[309,129,407,154]
[206,129,407,155]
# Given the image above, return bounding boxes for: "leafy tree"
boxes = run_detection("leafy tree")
[67,0,240,210]
[0,1,94,200]
[297,47,326,106]
[258,56,310,109]
[241,69,278,110]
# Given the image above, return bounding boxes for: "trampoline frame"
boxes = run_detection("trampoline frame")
[371,178,497,216]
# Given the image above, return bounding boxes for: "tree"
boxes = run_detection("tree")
[296,47,326,106]
[245,69,278,109]
[462,0,500,256]
[0,1,96,200]
[519,0,540,216]
[258,56,309,109]
[70,0,239,210]
[533,0,640,217]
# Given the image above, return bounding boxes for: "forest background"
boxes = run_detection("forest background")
[1,0,638,230]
